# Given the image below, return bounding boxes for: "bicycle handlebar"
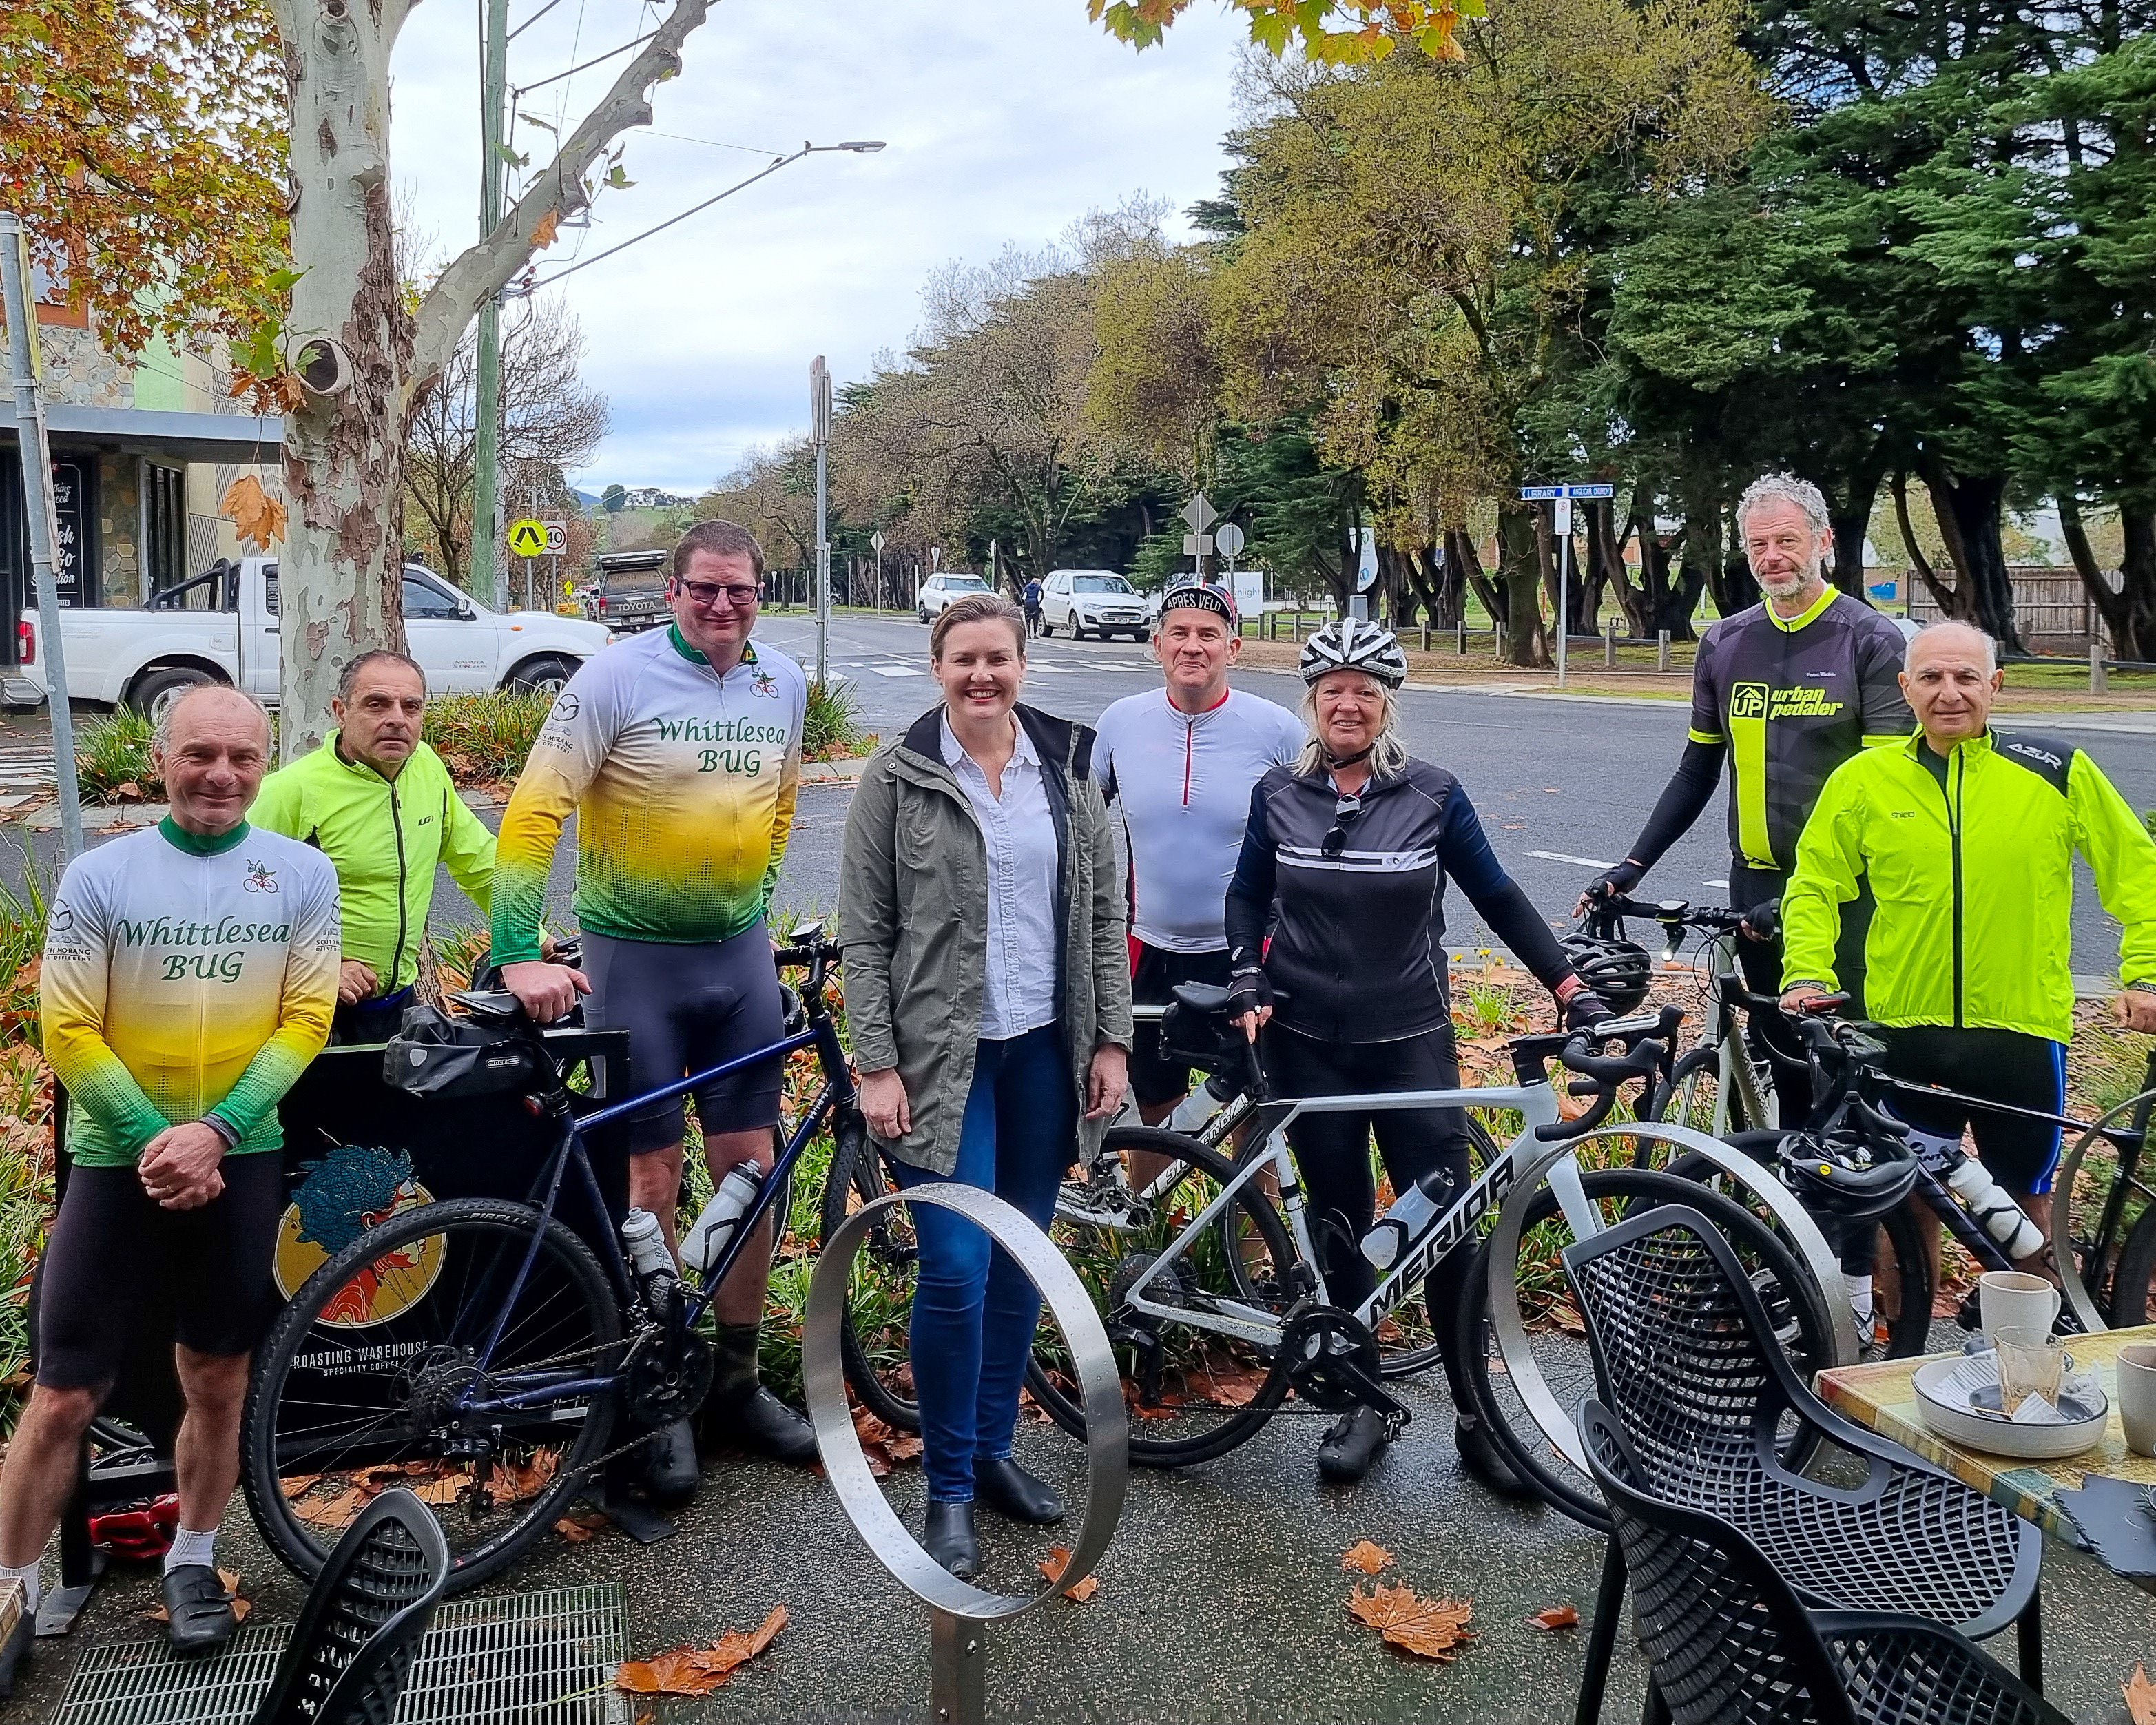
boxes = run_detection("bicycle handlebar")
[1528,1004,1682,1140]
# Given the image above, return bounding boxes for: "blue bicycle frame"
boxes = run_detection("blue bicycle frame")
[450,940,856,1418]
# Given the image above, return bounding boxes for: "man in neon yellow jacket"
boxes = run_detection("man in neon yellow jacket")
[253,651,500,1042]
[1781,620,2156,1241]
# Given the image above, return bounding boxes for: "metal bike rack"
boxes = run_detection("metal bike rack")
[1488,1122,1858,1475]
[804,1184,1128,1724]
[2050,1086,2149,1333]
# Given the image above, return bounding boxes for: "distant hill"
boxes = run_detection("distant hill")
[571,488,601,510]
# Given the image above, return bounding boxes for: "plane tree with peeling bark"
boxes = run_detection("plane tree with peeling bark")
[271,0,712,756]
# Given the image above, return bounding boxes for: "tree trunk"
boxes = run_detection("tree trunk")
[1824,442,1887,598]
[1634,510,1703,641]
[275,0,412,760]
[2063,497,2156,662]
[1447,525,1500,636]
[1497,502,1549,668]
[1699,502,1756,619]
[1921,462,2022,652]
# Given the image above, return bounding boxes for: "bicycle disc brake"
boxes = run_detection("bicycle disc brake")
[1280,1305,1404,1419]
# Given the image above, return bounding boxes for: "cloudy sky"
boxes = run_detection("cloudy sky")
[390,0,1247,495]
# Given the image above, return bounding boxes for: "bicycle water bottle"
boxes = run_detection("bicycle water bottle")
[683,1165,765,1276]
[1894,1115,2046,1260]
[621,1206,678,1312]
[1360,1167,1457,1270]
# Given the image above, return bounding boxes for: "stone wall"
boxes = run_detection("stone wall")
[97,456,140,603]
[39,327,132,410]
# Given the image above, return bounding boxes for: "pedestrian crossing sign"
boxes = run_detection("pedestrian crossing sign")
[508,519,547,557]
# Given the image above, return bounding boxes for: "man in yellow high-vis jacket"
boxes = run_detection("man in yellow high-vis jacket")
[1781,620,2156,1238]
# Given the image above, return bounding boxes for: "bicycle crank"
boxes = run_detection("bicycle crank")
[1280,1305,1407,1421]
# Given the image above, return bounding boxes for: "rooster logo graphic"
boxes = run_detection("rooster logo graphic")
[272,1143,444,1326]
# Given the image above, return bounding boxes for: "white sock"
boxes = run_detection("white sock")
[0,1560,38,1617]
[164,1525,216,1574]
[1847,1274,1875,1329]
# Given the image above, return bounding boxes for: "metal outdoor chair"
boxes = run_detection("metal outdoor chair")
[1559,1204,2042,1725]
[248,1487,449,1725]
[1579,1401,2068,1725]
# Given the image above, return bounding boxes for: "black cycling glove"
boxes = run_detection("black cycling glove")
[1739,898,1781,943]
[1564,989,1615,1033]
[1585,860,1644,904]
[1226,964,1274,1020]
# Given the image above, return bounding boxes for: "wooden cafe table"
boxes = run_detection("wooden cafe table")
[1818,1323,2156,1590]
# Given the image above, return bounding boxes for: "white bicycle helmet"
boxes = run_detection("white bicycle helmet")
[1298,617,1409,688]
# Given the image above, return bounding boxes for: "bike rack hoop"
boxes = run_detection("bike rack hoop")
[802,1183,1129,1624]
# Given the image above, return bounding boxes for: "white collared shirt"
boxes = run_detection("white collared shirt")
[941,712,1060,1040]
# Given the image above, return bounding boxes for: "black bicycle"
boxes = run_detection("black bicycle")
[240,923,864,1593]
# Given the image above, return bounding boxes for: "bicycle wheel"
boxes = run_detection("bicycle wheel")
[1033,1133,1297,1467]
[2108,1203,2156,1325]
[242,1197,623,1595]
[818,1115,921,1431]
[1456,1168,1834,1531]
[1651,1039,1773,1137]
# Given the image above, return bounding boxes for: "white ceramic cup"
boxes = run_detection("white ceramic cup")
[2117,1343,2156,1457]
[1979,1270,2061,1340]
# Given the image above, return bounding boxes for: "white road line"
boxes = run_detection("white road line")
[1526,849,1616,869]
[869,665,923,679]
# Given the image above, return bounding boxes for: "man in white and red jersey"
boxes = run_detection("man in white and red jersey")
[1092,583,1304,1130]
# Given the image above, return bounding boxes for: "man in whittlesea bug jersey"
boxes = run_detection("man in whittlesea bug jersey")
[490,518,815,1503]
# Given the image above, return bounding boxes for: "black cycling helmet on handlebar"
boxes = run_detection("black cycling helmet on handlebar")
[1775,1125,1922,1219]
[1558,932,1653,1016]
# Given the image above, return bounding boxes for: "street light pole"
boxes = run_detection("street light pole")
[475,0,510,609]
[0,216,84,861]
[811,355,832,688]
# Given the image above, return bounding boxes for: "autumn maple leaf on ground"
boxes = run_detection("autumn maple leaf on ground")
[2125,1662,2156,1725]
[1340,1540,1393,1576]
[1038,1546,1101,1603]
[1347,1584,1473,1662]
[613,1607,787,1695]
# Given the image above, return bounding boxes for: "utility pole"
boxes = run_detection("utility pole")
[811,355,832,687]
[0,216,84,861]
[474,0,510,609]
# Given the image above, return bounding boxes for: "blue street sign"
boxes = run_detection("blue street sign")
[1519,483,1616,500]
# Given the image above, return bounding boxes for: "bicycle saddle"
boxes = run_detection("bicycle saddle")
[1172,981,1233,1015]
[450,989,525,1024]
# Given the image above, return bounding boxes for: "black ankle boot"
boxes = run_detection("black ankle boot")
[924,1502,979,1580]
[1454,1416,1533,1498]
[1316,1405,1392,1483]
[973,1457,1065,1524]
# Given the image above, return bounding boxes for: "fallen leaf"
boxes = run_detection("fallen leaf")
[555,1510,609,1543]
[614,1650,732,1697]
[1341,1540,1393,1576]
[114,781,143,801]
[1037,1545,1100,1603]
[146,1569,249,1625]
[2127,1664,2156,1725]
[1347,1584,1474,1662]
[1530,1604,1579,1631]
[531,208,561,249]
[885,1433,924,1462]
[614,1607,786,1695]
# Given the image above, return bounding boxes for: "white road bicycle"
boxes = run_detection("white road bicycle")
[1025,988,1856,1529]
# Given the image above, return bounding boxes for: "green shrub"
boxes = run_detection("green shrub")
[422,690,555,787]
[804,679,873,762]
[74,710,163,805]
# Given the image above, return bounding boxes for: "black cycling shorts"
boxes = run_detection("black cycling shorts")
[1130,943,1234,1107]
[584,923,786,1154]
[1263,1024,1472,1313]
[34,1151,287,1389]
[1876,1025,2067,1196]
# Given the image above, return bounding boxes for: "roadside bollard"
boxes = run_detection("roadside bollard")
[1455,620,1466,656]
[1657,629,1670,672]
[1604,619,1619,669]
[2093,637,2108,694]
[1420,623,1431,652]
[805,1186,1128,1725]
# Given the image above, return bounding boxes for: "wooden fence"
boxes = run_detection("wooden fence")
[1903,565,2115,654]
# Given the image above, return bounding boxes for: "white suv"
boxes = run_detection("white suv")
[916,572,993,622]
[1041,570,1150,641]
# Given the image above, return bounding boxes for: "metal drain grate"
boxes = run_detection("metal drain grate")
[54,1584,630,1725]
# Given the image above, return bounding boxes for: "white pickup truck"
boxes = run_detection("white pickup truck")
[17,557,611,719]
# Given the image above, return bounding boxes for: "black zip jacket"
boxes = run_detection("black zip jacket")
[1224,759,1575,1042]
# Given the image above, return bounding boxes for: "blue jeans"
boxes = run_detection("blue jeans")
[892,1025,1077,1504]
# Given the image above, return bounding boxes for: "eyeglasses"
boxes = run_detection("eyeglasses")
[1321,793,1362,859]
[676,579,760,610]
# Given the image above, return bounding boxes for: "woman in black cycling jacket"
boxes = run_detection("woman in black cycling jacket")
[1225,618,1608,1487]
